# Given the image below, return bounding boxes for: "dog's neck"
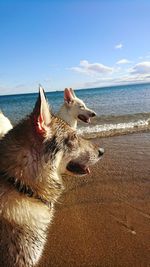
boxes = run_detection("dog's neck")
[0,118,64,204]
[0,170,52,208]
[57,104,77,129]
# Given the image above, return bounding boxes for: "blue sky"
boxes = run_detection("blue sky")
[0,0,150,95]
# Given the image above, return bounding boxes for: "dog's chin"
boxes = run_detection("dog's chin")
[78,114,90,123]
[66,161,90,176]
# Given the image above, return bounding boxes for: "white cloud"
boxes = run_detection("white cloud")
[131,61,150,74]
[116,59,132,65]
[138,53,150,60]
[115,43,123,49]
[76,73,150,89]
[70,59,150,89]
[71,60,114,76]
[0,81,53,96]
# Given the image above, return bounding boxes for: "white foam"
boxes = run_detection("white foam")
[78,118,150,135]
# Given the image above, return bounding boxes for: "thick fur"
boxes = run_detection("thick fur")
[0,87,103,267]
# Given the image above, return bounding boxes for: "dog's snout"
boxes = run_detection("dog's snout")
[90,111,96,117]
[98,148,104,157]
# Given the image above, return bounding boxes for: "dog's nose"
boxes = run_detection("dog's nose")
[98,148,104,157]
[90,111,96,117]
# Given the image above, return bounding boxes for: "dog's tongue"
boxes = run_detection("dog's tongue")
[67,161,90,175]
[78,114,90,124]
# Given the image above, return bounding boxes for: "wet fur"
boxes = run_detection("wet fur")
[0,89,102,267]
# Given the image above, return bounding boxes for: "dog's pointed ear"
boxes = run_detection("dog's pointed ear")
[64,88,74,104]
[33,85,51,136]
[69,88,76,98]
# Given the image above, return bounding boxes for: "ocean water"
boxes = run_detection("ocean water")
[0,83,150,137]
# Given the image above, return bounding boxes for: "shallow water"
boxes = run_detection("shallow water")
[0,83,150,137]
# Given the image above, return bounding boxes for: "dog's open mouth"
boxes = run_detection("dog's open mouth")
[66,161,90,175]
[78,114,90,123]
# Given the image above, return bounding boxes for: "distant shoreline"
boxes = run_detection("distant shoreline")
[0,81,150,97]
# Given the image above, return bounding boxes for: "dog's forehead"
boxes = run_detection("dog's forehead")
[75,98,85,106]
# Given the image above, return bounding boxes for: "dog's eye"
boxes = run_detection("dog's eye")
[71,133,77,140]
[80,105,85,109]
[64,133,77,149]
[64,137,74,149]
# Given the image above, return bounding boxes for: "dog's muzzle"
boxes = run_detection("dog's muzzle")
[90,111,96,117]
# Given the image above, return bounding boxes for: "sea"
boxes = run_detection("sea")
[0,83,150,138]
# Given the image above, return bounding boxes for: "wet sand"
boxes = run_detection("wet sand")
[39,132,150,267]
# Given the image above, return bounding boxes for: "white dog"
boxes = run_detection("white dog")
[58,88,96,129]
[0,110,13,138]
[0,87,96,138]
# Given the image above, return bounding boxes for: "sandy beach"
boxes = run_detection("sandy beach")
[39,132,150,267]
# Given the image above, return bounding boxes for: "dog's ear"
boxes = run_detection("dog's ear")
[69,88,76,98]
[64,88,74,104]
[33,85,51,136]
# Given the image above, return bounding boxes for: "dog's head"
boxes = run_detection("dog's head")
[33,87,103,177]
[64,88,96,124]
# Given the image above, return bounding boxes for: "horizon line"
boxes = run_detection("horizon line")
[0,81,150,97]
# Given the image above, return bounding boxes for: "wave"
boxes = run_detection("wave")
[78,113,150,138]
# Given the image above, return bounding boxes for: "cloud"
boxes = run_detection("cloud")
[0,83,34,96]
[138,53,150,60]
[76,73,150,89]
[131,61,150,74]
[71,60,114,76]
[116,59,132,65]
[70,59,150,89]
[115,43,123,49]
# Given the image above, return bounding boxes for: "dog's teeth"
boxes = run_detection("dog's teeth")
[86,167,90,174]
